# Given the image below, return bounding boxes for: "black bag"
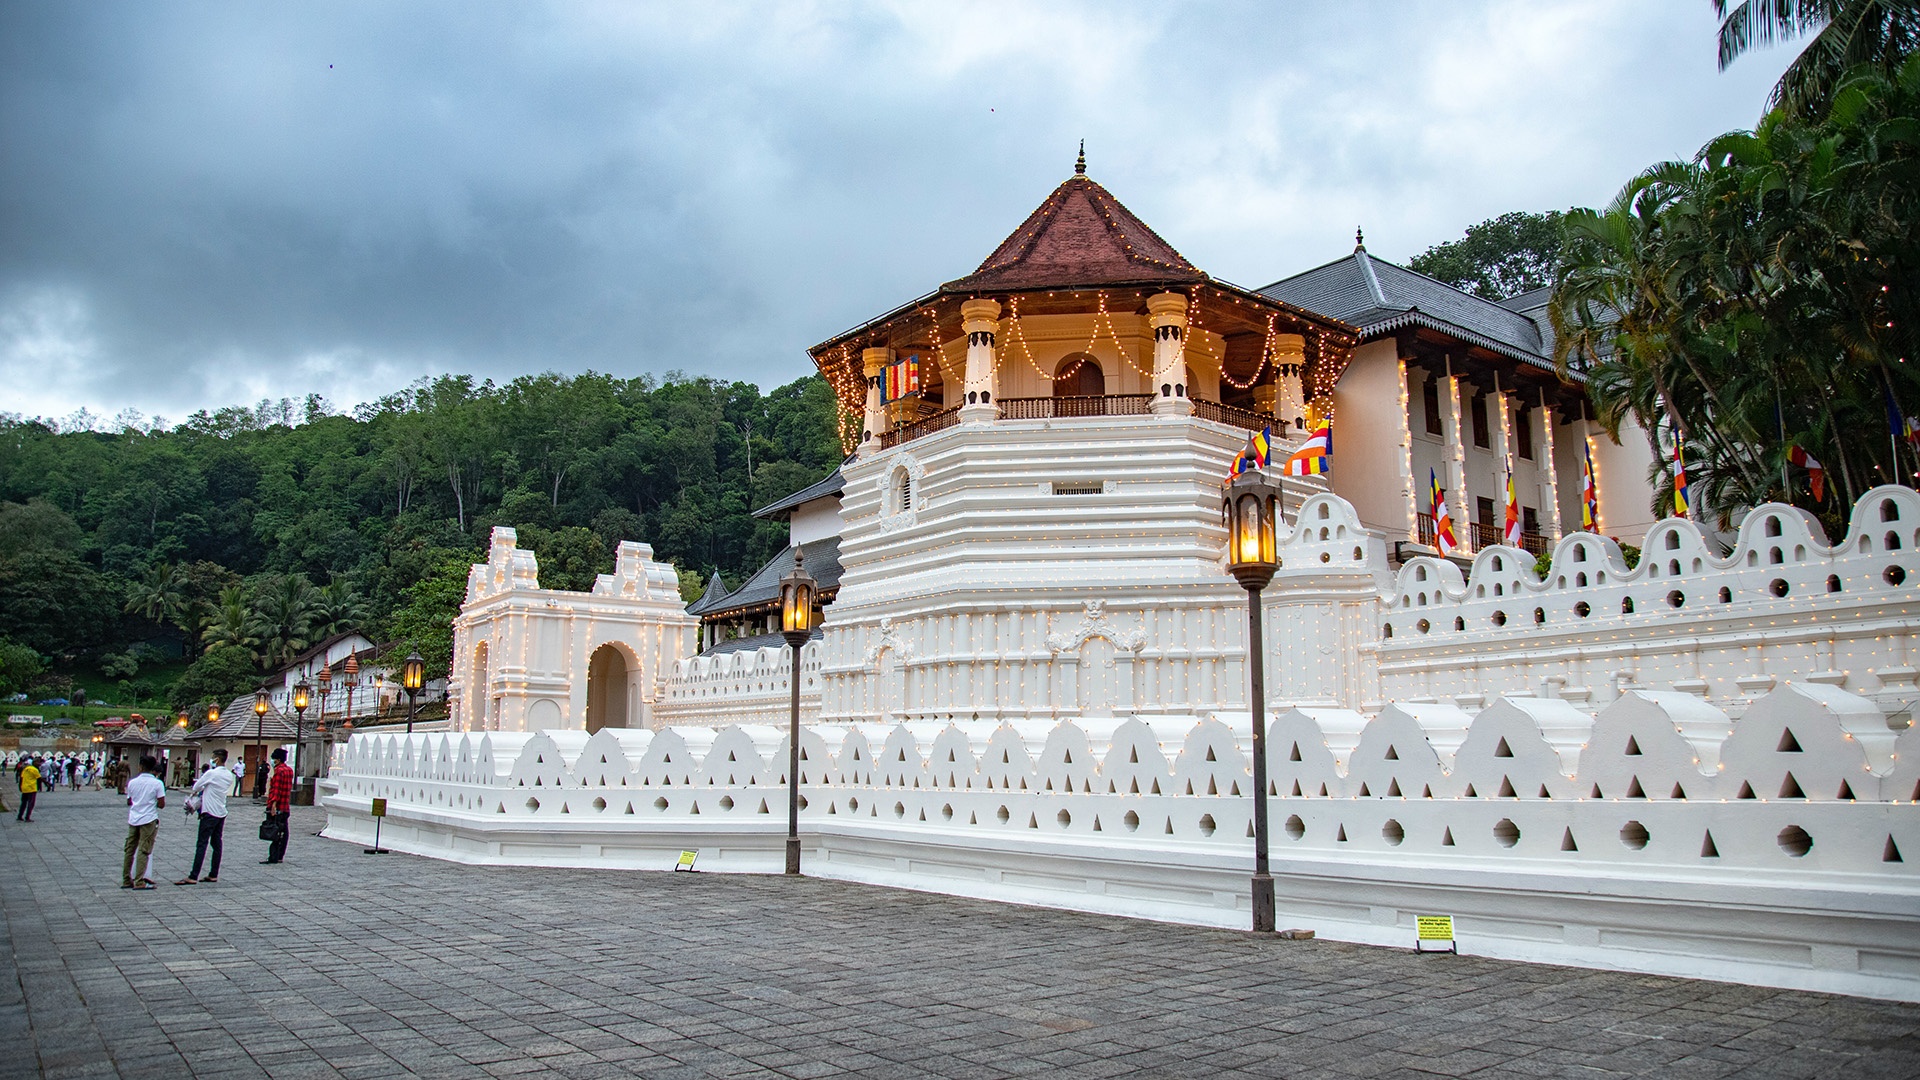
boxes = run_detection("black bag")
[258,814,285,842]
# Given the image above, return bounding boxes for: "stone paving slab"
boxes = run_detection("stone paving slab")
[2,790,1917,1079]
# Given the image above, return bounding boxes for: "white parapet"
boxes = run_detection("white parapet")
[323,679,1920,1002]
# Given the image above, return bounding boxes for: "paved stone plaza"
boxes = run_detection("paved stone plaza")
[3,791,1917,1079]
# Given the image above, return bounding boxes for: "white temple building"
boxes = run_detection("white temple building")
[328,157,1918,1002]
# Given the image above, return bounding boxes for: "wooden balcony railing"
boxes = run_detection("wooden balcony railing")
[1416,516,1548,556]
[880,406,960,449]
[996,394,1154,420]
[1190,398,1275,433]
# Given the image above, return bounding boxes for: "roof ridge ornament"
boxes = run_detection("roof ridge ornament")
[1075,139,1086,176]
[1355,226,1365,251]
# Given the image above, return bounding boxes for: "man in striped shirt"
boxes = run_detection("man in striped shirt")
[261,749,294,864]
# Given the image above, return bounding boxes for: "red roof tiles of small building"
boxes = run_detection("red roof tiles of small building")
[943,152,1206,295]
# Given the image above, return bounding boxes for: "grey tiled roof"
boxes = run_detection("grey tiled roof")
[752,462,846,520]
[691,538,842,622]
[1259,249,1572,378]
[685,570,733,617]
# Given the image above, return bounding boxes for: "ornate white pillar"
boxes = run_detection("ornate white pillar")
[1147,292,1193,417]
[1272,334,1306,433]
[959,299,1000,422]
[861,347,890,446]
[1491,380,1513,541]
[1538,394,1563,539]
[1444,365,1471,554]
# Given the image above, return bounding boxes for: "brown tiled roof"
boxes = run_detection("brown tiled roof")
[942,168,1206,294]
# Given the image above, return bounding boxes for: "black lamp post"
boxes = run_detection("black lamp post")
[778,550,816,876]
[401,651,425,735]
[251,691,268,798]
[1224,467,1284,933]
[291,679,310,782]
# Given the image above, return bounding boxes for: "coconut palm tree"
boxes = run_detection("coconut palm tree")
[124,563,186,629]
[252,574,321,670]
[1715,0,1920,117]
[202,584,259,655]
[312,580,368,640]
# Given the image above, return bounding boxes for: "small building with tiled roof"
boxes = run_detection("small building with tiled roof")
[689,461,846,652]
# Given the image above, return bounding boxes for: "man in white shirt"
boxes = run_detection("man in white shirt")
[175,750,235,885]
[122,756,166,890]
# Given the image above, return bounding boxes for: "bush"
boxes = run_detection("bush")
[168,644,262,713]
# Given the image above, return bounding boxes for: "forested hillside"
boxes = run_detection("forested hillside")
[0,371,843,714]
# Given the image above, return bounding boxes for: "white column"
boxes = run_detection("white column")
[1539,395,1563,539]
[959,299,1000,422]
[861,348,890,446]
[1397,358,1419,542]
[1491,380,1513,547]
[1147,292,1192,418]
[1444,366,1471,553]
[1273,334,1306,433]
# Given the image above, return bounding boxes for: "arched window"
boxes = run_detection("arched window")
[1054,354,1104,398]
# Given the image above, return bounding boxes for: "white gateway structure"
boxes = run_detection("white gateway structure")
[331,159,1918,1002]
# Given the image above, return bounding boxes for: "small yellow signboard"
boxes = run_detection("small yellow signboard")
[370,797,388,818]
[674,849,699,872]
[1416,915,1456,954]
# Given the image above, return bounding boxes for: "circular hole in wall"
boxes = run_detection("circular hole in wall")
[1057,809,1071,828]
[941,804,953,821]
[1417,619,1431,634]
[848,796,860,812]
[996,805,1010,824]
[1620,820,1649,850]
[1777,825,1813,857]
[1382,819,1404,846]
[1533,607,1545,625]
[592,798,607,812]
[1123,811,1140,832]
[1886,565,1907,586]
[1320,552,1331,563]
[1493,818,1520,847]
[717,796,733,811]
[1198,814,1216,836]
[652,797,668,812]
[1353,546,1363,561]
[1492,611,1508,627]
[1574,601,1591,618]
[893,801,905,819]
[1667,590,1686,608]
[526,797,540,812]
[1284,814,1305,840]
[1769,578,1789,598]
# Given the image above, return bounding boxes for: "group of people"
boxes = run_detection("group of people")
[120,748,295,889]
[8,753,102,820]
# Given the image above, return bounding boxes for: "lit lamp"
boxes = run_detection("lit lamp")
[340,654,360,751]
[778,549,816,876]
[1224,467,1284,933]
[402,650,425,736]
[252,691,269,799]
[292,679,311,782]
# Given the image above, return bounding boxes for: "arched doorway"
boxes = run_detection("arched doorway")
[585,644,630,733]
[1054,354,1105,398]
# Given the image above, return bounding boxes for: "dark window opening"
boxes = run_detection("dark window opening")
[1471,395,1490,448]
[1516,408,1534,460]
[1423,378,1443,435]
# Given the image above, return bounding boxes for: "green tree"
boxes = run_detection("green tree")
[384,555,472,680]
[0,638,46,699]
[168,644,262,714]
[1407,211,1565,300]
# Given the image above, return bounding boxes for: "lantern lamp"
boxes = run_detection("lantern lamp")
[1224,470,1284,590]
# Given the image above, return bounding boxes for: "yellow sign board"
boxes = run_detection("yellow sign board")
[674,849,698,872]
[1415,914,1456,954]
[370,797,387,818]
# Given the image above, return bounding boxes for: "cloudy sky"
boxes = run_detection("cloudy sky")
[1,1,1796,427]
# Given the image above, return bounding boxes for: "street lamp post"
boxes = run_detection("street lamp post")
[291,679,310,783]
[339,654,359,767]
[778,550,816,876]
[401,651,424,736]
[251,691,268,799]
[1224,467,1285,933]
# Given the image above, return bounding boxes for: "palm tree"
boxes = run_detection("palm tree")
[1715,0,1920,117]
[124,563,186,628]
[202,585,259,655]
[312,580,368,640]
[252,574,321,670]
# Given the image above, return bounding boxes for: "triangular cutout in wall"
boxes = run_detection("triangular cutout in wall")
[1385,746,1399,760]
[1670,783,1687,800]
[1358,783,1371,797]
[1494,737,1513,758]
[1336,825,1348,842]
[1780,772,1805,799]
[1388,779,1402,797]
[1837,780,1855,801]
[1886,836,1904,863]
[1205,746,1216,762]
[1737,781,1755,799]
[1625,776,1645,799]
[1624,736,1641,756]
[1441,827,1455,846]
[1290,780,1302,796]
[1538,785,1551,799]
[1498,776,1516,798]
[1701,830,1720,858]
[1560,828,1577,851]
[1591,783,1603,798]
[1777,729,1802,753]
[1463,784,1477,798]
[1289,742,1302,762]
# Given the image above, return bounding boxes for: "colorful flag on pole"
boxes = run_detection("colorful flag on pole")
[1430,469,1458,556]
[1285,423,1331,476]
[884,355,920,402]
[1580,438,1599,531]
[1787,445,1826,503]
[1252,425,1273,468]
[1671,440,1691,519]
[1230,432,1260,477]
[1503,468,1522,546]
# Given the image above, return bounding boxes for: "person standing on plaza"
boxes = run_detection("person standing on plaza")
[175,750,233,885]
[260,748,293,864]
[122,756,165,889]
[15,757,40,822]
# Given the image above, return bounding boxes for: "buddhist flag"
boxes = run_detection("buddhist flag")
[1787,445,1826,503]
[1671,440,1691,519]
[1430,469,1458,556]
[1252,425,1273,468]
[1580,439,1599,531]
[1503,468,1522,546]
[884,355,920,402]
[1285,423,1331,476]
[1230,433,1259,477]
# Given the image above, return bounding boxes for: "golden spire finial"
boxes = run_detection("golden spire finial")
[1075,139,1086,176]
